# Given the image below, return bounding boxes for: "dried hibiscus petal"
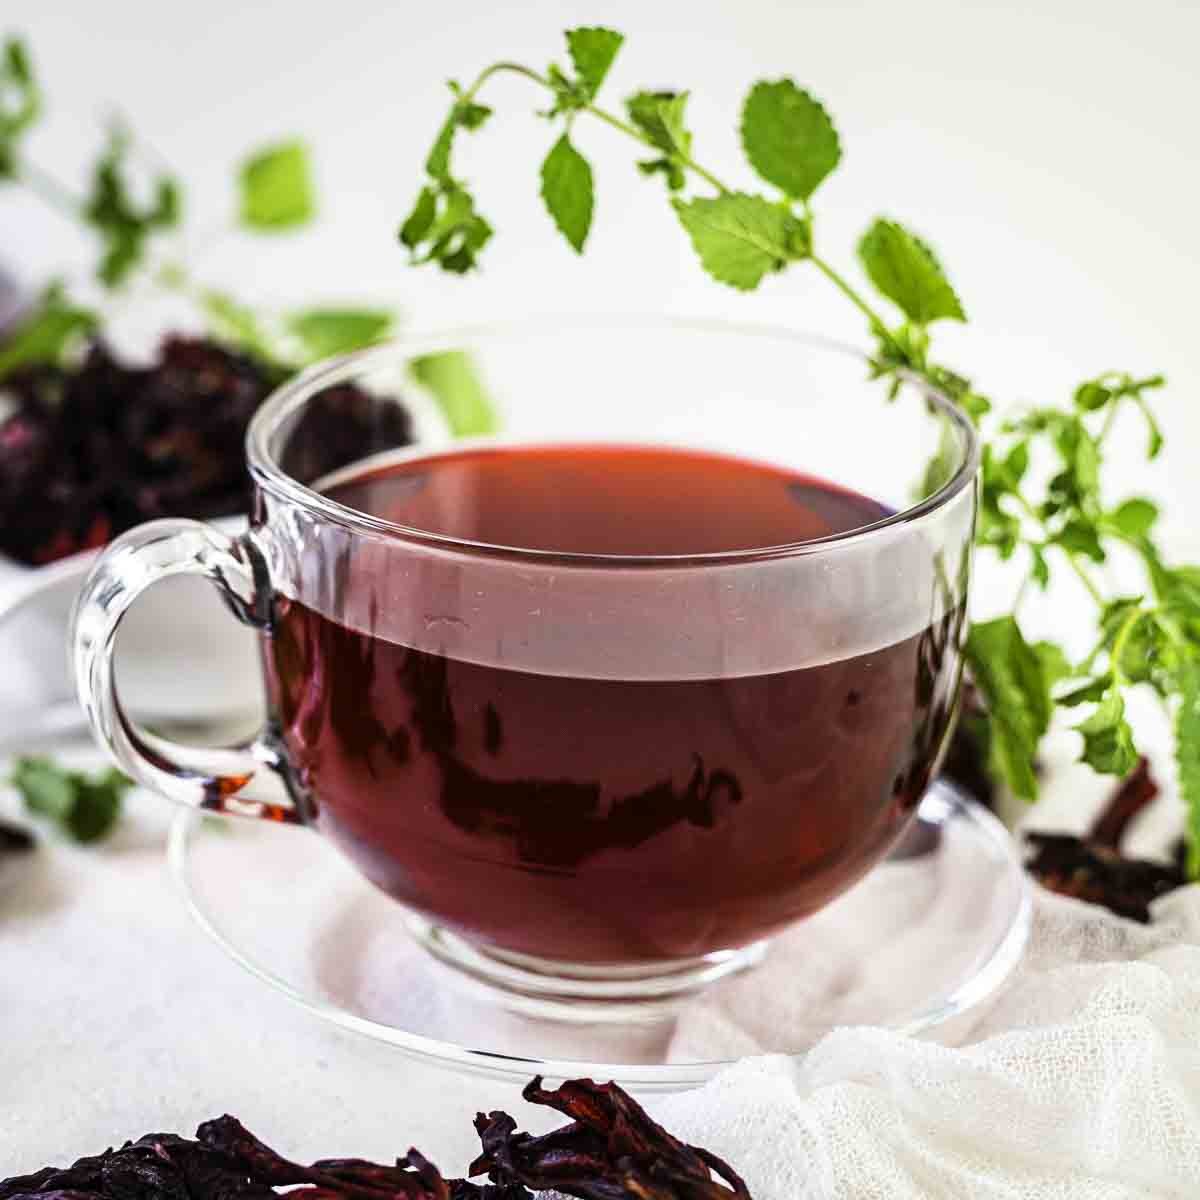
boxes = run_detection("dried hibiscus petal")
[0,1078,752,1200]
[470,1076,750,1199]
[1025,757,1187,923]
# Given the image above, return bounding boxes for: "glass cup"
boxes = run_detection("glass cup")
[72,318,978,1012]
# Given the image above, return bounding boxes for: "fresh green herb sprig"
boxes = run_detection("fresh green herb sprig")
[10,755,131,843]
[0,35,395,378]
[398,26,1200,871]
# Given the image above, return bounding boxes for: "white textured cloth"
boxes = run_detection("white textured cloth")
[653,888,1200,1199]
[4,752,1200,1197]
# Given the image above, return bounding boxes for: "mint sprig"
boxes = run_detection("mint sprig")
[396,25,1200,874]
[11,755,131,844]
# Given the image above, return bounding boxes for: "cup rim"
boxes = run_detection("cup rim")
[246,315,980,567]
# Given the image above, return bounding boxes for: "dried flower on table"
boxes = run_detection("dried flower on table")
[1025,757,1187,922]
[0,1077,750,1200]
[470,1076,749,1198]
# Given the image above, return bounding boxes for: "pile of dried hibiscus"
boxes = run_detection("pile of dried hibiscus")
[0,1076,749,1200]
[0,335,412,566]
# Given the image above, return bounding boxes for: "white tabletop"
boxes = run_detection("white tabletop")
[1,740,536,1175]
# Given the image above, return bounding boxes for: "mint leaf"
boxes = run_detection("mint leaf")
[84,126,181,286]
[858,218,966,325]
[566,27,623,99]
[540,133,594,252]
[11,756,131,844]
[1034,641,1073,691]
[287,308,394,361]
[1055,518,1106,563]
[404,183,493,274]
[965,616,1051,801]
[1074,380,1112,412]
[1058,677,1111,706]
[410,349,499,436]
[0,36,40,179]
[1175,659,1200,877]
[740,79,840,201]
[426,81,492,181]
[399,186,437,249]
[1109,497,1159,540]
[626,90,692,189]
[1074,688,1138,776]
[1030,544,1051,589]
[0,287,98,380]
[672,192,792,291]
[626,90,691,155]
[239,140,314,230]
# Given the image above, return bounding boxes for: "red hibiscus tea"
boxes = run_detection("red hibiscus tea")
[264,443,963,964]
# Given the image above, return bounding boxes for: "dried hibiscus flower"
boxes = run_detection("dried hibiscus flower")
[0,1078,751,1200]
[1025,757,1187,923]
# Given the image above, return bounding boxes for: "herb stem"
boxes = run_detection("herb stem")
[585,103,731,193]
[810,254,904,355]
[1109,605,1142,686]
[1097,398,1121,445]
[17,158,83,219]
[460,61,733,195]
[1012,490,1105,607]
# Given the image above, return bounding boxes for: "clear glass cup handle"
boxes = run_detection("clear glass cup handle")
[71,519,298,823]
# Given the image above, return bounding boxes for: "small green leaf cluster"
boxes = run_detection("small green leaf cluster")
[11,755,132,843]
[0,38,400,377]
[84,124,181,286]
[397,26,1200,873]
[0,37,38,178]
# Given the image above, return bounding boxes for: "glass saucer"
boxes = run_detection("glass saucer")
[168,781,1030,1090]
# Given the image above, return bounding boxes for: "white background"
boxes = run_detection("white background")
[3,0,1198,560]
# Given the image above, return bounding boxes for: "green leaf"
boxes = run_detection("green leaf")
[425,81,492,181]
[740,79,841,201]
[0,287,98,381]
[626,89,695,191]
[1034,641,1073,690]
[83,125,182,286]
[965,616,1051,801]
[11,756,130,844]
[540,133,594,253]
[409,349,499,437]
[1074,380,1112,412]
[1175,659,1200,878]
[239,140,315,230]
[1074,688,1138,777]
[626,90,692,157]
[0,36,40,180]
[1109,497,1159,540]
[1057,677,1111,706]
[566,27,623,99]
[672,192,793,291]
[1137,397,1165,459]
[1029,544,1051,589]
[399,185,437,250]
[1055,518,1106,563]
[857,218,966,325]
[404,182,494,274]
[287,308,394,362]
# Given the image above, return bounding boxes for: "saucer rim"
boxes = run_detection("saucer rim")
[167,780,1032,1091]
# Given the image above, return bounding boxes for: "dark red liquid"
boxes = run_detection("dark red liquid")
[265,445,961,962]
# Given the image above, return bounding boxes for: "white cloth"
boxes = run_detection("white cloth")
[653,888,1200,1199]
[5,755,1200,1197]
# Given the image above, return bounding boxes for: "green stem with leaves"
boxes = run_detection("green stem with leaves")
[397,25,1200,873]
